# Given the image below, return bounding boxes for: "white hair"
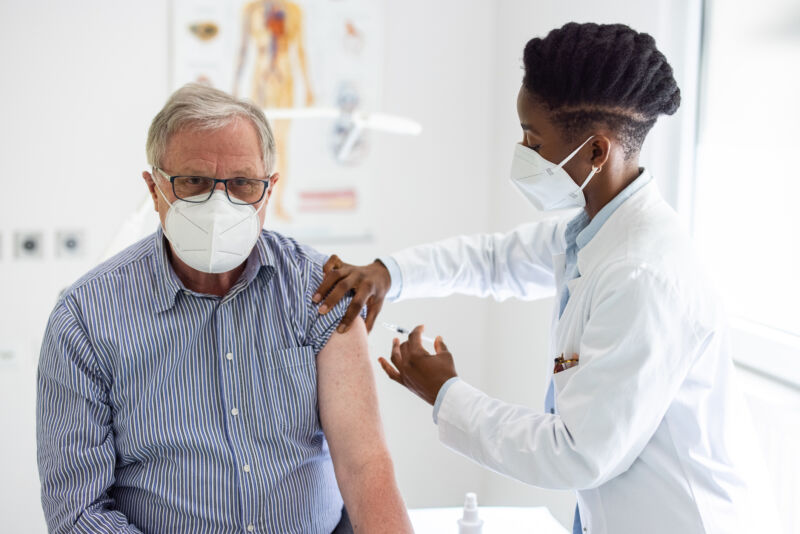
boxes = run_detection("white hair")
[145,83,275,173]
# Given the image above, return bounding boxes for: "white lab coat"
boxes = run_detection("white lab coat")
[390,180,780,534]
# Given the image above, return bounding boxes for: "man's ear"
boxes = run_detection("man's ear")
[142,171,159,212]
[266,172,280,200]
[590,135,612,170]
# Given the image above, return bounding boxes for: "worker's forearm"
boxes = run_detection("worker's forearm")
[390,221,562,302]
[336,454,413,533]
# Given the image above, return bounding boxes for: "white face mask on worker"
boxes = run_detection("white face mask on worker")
[509,136,600,211]
[154,183,266,274]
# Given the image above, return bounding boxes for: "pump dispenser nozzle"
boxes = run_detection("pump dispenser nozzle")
[458,492,484,533]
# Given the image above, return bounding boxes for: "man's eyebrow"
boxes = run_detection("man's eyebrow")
[178,168,261,178]
[231,170,261,178]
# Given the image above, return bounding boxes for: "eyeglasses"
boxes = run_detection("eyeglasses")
[154,167,271,205]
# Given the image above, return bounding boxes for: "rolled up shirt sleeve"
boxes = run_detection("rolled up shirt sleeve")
[305,248,367,353]
[37,297,142,534]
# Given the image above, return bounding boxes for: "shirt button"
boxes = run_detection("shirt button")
[231,407,239,416]
[225,352,233,360]
[247,525,255,532]
[243,464,251,473]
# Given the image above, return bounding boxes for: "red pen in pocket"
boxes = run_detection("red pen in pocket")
[554,353,579,374]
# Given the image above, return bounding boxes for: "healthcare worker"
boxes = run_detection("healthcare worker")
[313,22,782,534]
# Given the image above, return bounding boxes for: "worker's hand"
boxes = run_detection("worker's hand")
[313,255,391,333]
[378,325,457,406]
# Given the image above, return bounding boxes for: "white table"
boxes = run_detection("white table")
[408,506,569,534]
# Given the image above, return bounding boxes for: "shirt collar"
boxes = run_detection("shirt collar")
[151,227,276,313]
[566,168,652,253]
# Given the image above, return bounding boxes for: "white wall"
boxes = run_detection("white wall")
[0,1,700,532]
[0,2,169,533]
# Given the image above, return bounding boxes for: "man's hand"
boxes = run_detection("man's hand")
[378,325,458,406]
[313,255,391,333]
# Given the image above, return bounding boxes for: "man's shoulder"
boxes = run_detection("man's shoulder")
[260,230,328,280]
[61,232,158,302]
[259,231,360,353]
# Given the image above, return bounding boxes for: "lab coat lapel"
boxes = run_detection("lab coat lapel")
[552,180,662,379]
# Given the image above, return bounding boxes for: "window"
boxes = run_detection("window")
[694,0,800,379]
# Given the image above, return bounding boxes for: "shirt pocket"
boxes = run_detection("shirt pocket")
[264,345,320,437]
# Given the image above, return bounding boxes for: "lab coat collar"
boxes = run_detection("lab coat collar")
[575,169,652,251]
[576,171,661,275]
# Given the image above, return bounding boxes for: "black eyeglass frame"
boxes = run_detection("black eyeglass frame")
[154,167,271,206]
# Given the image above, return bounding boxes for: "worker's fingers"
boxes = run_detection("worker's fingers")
[390,338,404,369]
[322,254,343,274]
[313,266,348,305]
[378,357,403,384]
[398,338,411,364]
[318,272,359,315]
[434,336,449,354]
[336,303,361,333]
[407,325,426,351]
[336,290,371,333]
[572,353,580,361]
[335,277,378,332]
[364,295,383,333]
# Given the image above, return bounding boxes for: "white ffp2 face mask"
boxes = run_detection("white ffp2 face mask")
[509,136,600,211]
[154,183,267,274]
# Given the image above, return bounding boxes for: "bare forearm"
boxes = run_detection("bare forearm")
[336,455,413,534]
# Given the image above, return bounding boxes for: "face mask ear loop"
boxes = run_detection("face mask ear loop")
[254,193,269,215]
[579,166,601,191]
[556,136,596,169]
[151,168,175,210]
[253,174,275,216]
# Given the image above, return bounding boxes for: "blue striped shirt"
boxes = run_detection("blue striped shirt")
[37,228,355,534]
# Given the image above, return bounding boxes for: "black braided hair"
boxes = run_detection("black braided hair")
[523,22,680,159]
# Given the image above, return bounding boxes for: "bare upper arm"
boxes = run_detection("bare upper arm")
[317,317,390,471]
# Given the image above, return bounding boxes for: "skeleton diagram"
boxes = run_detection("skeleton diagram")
[234,0,314,221]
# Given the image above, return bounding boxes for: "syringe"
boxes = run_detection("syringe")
[381,322,437,345]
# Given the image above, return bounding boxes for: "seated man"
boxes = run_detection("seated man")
[36,84,412,534]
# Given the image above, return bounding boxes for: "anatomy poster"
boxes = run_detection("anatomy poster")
[171,0,386,243]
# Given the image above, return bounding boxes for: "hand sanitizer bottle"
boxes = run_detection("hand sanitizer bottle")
[458,492,484,534]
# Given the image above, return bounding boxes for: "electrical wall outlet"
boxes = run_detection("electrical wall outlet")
[0,340,25,370]
[0,347,16,366]
[14,231,44,259]
[56,230,86,258]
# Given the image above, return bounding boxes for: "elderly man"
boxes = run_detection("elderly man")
[36,84,412,534]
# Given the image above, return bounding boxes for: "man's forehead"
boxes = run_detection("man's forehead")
[162,121,264,175]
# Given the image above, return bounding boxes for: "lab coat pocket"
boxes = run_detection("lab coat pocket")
[264,345,320,438]
[552,364,580,403]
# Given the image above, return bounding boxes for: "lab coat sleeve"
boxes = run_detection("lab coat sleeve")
[389,218,568,302]
[37,298,143,534]
[436,261,701,490]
